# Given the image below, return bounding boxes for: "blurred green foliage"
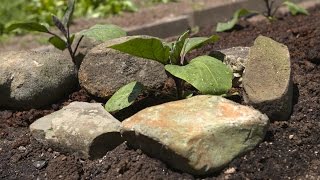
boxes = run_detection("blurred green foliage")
[0,0,137,28]
[0,0,26,26]
[0,0,178,36]
[151,0,177,3]
[29,0,138,23]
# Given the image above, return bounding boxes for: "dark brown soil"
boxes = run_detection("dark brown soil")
[1,6,320,180]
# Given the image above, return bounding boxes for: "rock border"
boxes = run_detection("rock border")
[126,0,318,38]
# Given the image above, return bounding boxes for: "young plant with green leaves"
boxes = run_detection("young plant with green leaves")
[6,0,81,68]
[105,30,233,112]
[5,0,126,70]
[216,0,309,32]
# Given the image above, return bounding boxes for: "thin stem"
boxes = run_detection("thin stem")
[265,0,282,18]
[173,76,183,99]
[47,31,60,38]
[67,24,70,40]
[72,35,84,58]
[65,26,77,69]
[264,0,273,17]
[271,4,281,17]
[48,30,75,65]
[67,44,75,64]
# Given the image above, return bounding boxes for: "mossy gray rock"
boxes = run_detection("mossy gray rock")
[30,102,122,159]
[243,35,293,120]
[78,39,167,98]
[121,95,269,175]
[0,51,77,109]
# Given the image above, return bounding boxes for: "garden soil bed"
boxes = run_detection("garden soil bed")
[1,6,320,180]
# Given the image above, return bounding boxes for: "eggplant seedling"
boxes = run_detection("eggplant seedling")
[6,0,82,68]
[216,0,309,32]
[6,0,126,71]
[105,30,233,112]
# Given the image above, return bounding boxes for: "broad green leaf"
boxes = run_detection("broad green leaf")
[6,22,49,33]
[62,0,75,27]
[48,36,67,50]
[79,24,126,42]
[283,1,309,16]
[105,81,145,112]
[165,56,232,95]
[170,30,189,65]
[182,35,219,57]
[109,36,171,64]
[216,9,252,32]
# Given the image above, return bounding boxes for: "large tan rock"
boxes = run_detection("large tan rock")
[121,95,269,175]
[243,35,293,120]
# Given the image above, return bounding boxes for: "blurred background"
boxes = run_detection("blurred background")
[0,0,177,28]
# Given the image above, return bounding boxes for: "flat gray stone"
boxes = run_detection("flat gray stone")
[78,38,167,98]
[121,95,269,175]
[243,35,293,120]
[30,102,122,159]
[0,51,77,109]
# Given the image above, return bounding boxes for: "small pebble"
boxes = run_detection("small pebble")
[18,146,26,151]
[53,151,60,158]
[289,135,294,139]
[79,159,85,164]
[224,167,236,174]
[33,160,47,169]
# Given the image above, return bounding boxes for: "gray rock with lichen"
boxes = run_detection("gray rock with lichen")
[0,51,77,109]
[78,38,167,98]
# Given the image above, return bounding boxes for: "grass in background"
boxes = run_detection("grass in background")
[0,0,27,26]
[0,0,178,40]
[0,0,138,29]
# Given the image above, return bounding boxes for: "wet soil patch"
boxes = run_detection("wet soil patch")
[1,7,320,180]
